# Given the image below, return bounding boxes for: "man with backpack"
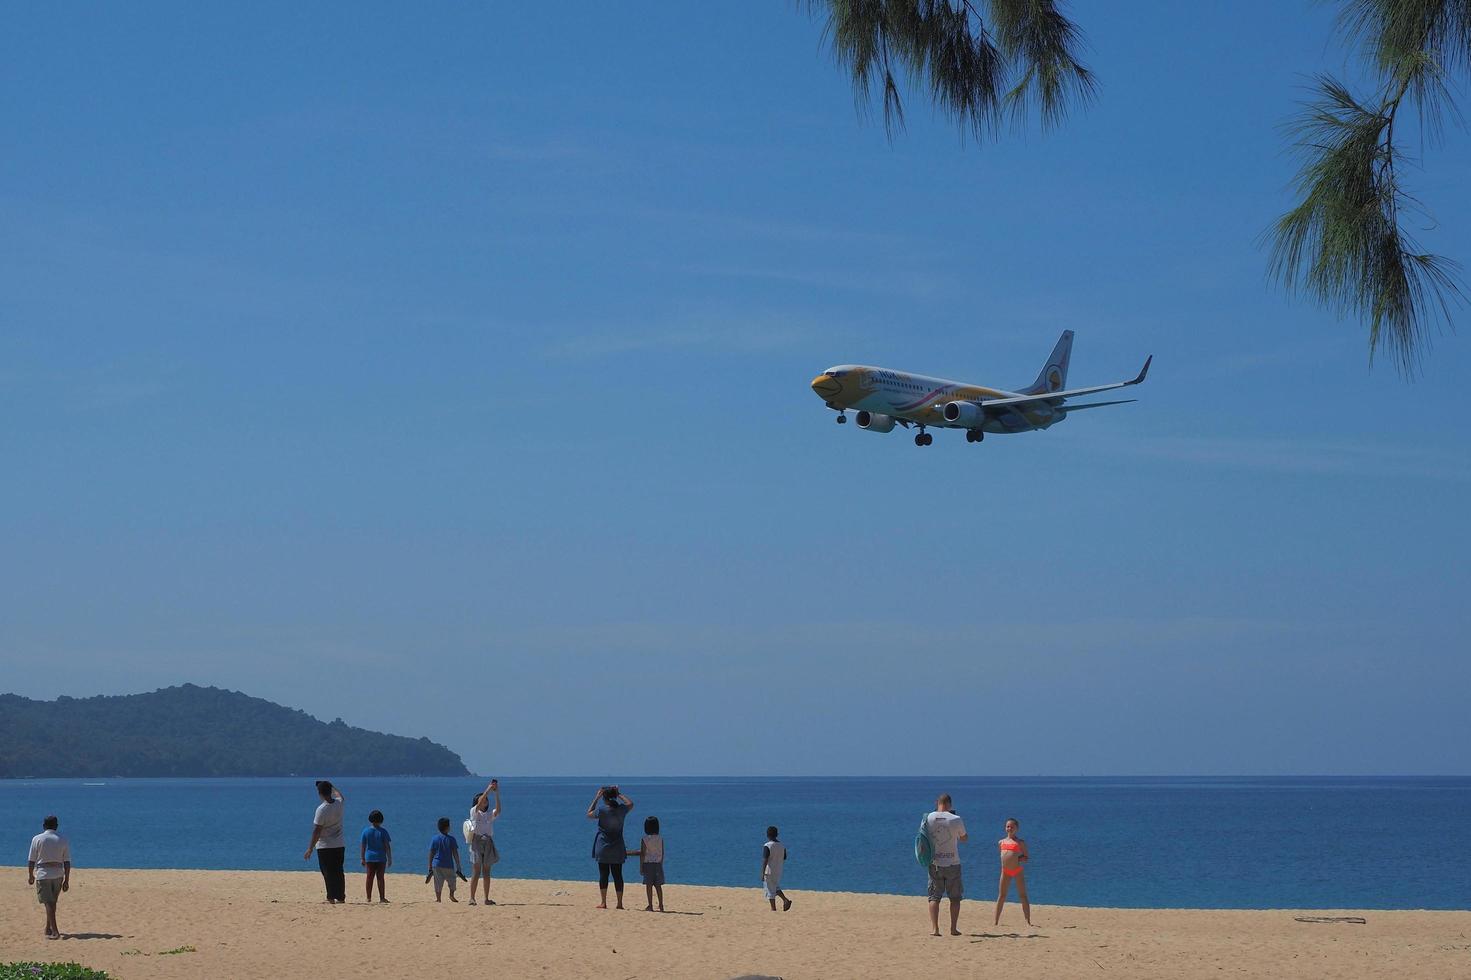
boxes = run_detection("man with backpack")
[919,793,968,937]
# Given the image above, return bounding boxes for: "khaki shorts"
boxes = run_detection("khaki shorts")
[471,834,499,869]
[927,863,962,902]
[36,877,64,905]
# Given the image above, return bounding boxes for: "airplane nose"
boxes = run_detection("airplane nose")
[811,374,841,398]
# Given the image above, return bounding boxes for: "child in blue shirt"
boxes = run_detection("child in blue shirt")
[359,809,392,904]
[426,817,466,903]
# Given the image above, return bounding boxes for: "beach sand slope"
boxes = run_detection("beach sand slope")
[1,869,1467,979]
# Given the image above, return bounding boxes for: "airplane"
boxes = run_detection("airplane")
[809,330,1151,446]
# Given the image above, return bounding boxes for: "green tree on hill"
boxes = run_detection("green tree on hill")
[0,685,469,778]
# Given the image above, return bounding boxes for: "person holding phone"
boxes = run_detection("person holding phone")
[587,785,633,909]
[467,778,501,905]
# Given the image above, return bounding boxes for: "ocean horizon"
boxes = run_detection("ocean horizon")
[5,775,1466,911]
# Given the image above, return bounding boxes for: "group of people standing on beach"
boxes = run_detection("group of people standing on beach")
[297,781,1027,935]
[921,793,1032,937]
[296,780,781,916]
[585,784,796,914]
[20,784,1030,940]
[302,778,502,906]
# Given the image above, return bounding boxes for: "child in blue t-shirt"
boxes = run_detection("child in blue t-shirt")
[360,809,392,904]
[426,817,466,903]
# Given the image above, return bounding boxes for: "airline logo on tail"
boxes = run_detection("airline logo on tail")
[809,330,1150,447]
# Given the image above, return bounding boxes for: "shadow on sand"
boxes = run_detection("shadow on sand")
[968,932,1046,941]
[61,933,126,940]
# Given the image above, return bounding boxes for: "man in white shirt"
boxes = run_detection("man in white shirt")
[467,778,501,906]
[924,793,968,937]
[27,814,72,939]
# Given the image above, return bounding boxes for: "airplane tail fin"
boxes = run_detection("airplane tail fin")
[1022,330,1073,394]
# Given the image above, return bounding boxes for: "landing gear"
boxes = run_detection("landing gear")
[965,429,984,443]
[836,412,847,424]
[914,430,933,447]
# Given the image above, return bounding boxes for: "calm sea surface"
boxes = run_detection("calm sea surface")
[2,776,1466,909]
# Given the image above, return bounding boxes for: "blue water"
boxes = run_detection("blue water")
[2,776,1466,909]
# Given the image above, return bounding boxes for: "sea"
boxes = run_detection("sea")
[2,776,1466,910]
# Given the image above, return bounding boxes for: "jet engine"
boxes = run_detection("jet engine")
[942,400,984,427]
[855,410,896,433]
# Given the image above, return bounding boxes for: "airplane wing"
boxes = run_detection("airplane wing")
[1060,399,1136,412]
[979,355,1151,410]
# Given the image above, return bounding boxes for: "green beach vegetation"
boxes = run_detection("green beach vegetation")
[0,684,469,778]
[0,965,111,980]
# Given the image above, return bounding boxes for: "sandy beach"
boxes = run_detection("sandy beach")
[2,868,1467,978]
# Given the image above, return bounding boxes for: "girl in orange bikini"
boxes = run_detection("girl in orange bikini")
[994,817,1031,926]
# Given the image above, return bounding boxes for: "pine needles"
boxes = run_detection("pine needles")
[803,0,1094,139]
[800,1,1467,372]
[1268,0,1469,373]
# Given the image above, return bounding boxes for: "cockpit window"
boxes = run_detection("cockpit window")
[827,370,845,378]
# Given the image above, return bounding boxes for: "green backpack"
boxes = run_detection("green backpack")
[914,815,934,868]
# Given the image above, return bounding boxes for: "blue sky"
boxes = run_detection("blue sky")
[3,2,1468,775]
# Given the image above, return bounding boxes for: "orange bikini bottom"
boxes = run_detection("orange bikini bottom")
[1003,867,1022,878]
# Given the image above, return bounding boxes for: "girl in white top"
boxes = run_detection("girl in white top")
[629,815,665,912]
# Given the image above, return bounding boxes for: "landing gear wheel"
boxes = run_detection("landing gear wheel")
[966,429,984,443]
[836,413,847,424]
[916,432,933,446]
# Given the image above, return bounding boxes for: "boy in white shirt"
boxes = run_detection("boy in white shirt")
[761,826,793,911]
[27,815,72,939]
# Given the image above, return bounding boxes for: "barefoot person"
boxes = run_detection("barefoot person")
[924,793,968,937]
[994,817,1032,926]
[359,809,392,904]
[587,785,633,909]
[467,779,501,906]
[26,815,71,939]
[426,817,467,903]
[303,780,347,904]
[628,815,665,912]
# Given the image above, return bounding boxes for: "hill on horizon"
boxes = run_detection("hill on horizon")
[0,684,470,778]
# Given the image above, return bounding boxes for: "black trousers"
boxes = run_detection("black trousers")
[597,861,624,891]
[317,846,346,901]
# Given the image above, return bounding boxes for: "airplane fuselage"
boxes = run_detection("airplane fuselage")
[811,365,1065,433]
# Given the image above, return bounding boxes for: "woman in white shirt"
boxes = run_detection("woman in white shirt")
[467,779,501,905]
[302,780,347,903]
